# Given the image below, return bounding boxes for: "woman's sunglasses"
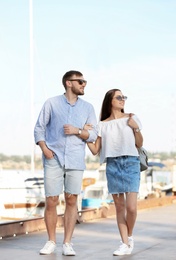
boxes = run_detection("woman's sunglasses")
[114,95,127,101]
[69,79,87,85]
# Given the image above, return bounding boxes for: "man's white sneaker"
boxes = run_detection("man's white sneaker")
[113,242,131,256]
[62,243,76,256]
[128,236,134,251]
[39,241,56,255]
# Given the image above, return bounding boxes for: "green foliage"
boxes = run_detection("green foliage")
[0,153,31,163]
[1,152,176,163]
[0,151,176,170]
[147,151,176,161]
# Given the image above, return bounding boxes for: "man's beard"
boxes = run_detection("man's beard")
[72,86,84,96]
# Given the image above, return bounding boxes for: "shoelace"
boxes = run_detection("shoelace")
[65,243,74,251]
[119,240,131,248]
[119,243,129,249]
[44,241,55,250]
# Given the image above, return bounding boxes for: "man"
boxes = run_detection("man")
[34,70,97,256]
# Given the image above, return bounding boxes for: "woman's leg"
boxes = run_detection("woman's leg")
[112,193,128,245]
[126,192,138,237]
[112,192,137,245]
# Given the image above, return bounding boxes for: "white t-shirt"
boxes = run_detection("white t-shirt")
[98,114,142,164]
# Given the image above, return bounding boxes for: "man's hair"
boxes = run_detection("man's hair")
[62,70,83,89]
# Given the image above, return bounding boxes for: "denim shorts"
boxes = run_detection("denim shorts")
[43,155,84,197]
[106,156,140,194]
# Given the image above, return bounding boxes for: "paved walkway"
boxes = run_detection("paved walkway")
[0,203,176,260]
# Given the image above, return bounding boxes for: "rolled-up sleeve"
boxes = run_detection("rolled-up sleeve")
[34,100,50,144]
[85,105,98,142]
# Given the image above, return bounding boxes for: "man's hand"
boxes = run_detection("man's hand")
[43,146,54,159]
[38,141,54,159]
[63,124,78,135]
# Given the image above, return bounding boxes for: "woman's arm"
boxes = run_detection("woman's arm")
[87,137,101,155]
[84,124,101,155]
[128,115,143,148]
[133,130,143,148]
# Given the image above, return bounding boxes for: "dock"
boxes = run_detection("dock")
[0,197,176,259]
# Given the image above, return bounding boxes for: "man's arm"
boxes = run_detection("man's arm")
[63,124,89,140]
[38,141,54,159]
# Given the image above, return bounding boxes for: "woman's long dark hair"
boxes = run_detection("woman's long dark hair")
[100,89,124,121]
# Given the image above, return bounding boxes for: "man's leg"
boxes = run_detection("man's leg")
[62,169,83,256]
[40,156,64,255]
[39,196,59,255]
[63,193,78,243]
[45,196,59,243]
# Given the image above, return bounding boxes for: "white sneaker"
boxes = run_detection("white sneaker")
[113,242,131,256]
[39,241,56,255]
[62,243,76,256]
[128,236,134,251]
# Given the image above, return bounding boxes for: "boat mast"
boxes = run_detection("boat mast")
[29,0,34,174]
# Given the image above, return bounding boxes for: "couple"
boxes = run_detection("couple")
[34,70,143,256]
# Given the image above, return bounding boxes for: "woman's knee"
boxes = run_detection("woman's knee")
[126,204,137,215]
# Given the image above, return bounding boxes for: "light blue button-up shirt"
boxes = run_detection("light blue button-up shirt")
[34,94,97,170]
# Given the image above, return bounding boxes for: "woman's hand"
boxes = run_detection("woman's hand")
[128,116,139,130]
[84,124,93,130]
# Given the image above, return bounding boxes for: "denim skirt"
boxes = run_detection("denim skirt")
[106,156,140,194]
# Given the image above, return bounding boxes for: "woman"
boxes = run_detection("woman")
[85,89,143,256]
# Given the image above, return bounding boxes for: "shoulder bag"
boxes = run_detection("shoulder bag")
[137,147,148,171]
[129,113,148,171]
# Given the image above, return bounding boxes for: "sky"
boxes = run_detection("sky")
[0,0,176,156]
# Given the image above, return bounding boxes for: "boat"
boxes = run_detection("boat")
[82,166,113,208]
[82,163,170,208]
[146,162,173,195]
[0,170,45,220]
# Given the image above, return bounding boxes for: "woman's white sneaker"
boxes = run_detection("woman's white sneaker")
[128,236,134,252]
[113,242,131,256]
[39,240,56,255]
[62,243,76,256]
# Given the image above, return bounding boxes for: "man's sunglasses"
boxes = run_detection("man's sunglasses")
[115,95,127,101]
[69,79,87,85]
